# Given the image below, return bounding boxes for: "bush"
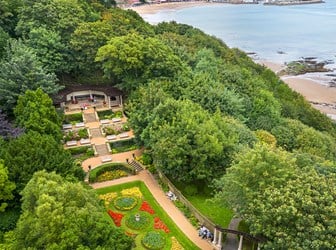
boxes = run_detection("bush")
[77,128,88,138]
[89,163,135,183]
[142,231,166,250]
[0,208,20,242]
[97,110,114,120]
[103,126,116,135]
[183,185,198,196]
[110,138,138,154]
[141,153,153,165]
[63,129,88,142]
[64,113,83,124]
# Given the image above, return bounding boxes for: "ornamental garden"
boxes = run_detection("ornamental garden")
[97,181,197,250]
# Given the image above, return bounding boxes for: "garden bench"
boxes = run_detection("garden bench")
[75,122,85,128]
[112,118,122,123]
[101,156,112,163]
[62,124,72,130]
[80,138,90,145]
[66,140,77,147]
[106,135,117,140]
[119,133,129,139]
[100,119,110,124]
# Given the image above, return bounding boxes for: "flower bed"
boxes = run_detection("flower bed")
[97,110,123,120]
[99,192,118,207]
[110,138,138,154]
[125,212,151,231]
[140,201,155,215]
[114,196,137,211]
[63,128,88,142]
[121,187,143,199]
[154,217,170,233]
[142,231,166,250]
[63,113,83,124]
[108,210,124,227]
[96,170,128,182]
[171,237,184,250]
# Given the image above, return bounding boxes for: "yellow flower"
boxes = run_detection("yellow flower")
[121,187,143,199]
[171,237,184,250]
[99,192,118,207]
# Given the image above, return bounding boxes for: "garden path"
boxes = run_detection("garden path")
[91,170,215,250]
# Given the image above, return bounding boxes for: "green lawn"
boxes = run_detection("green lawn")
[96,181,199,250]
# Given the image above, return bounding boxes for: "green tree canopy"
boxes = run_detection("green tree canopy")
[214,144,336,249]
[11,171,132,249]
[0,131,84,193]
[0,160,16,212]
[0,40,61,113]
[96,32,185,92]
[14,88,62,140]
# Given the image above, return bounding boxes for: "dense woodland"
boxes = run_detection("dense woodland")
[0,0,335,249]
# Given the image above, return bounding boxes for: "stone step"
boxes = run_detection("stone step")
[128,160,143,172]
[95,144,109,156]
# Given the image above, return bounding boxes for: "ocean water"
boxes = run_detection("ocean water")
[142,0,336,83]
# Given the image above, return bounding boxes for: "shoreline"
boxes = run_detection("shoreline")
[260,61,336,117]
[128,1,215,15]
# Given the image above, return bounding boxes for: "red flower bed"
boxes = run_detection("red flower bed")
[154,217,170,233]
[108,210,124,227]
[139,201,155,214]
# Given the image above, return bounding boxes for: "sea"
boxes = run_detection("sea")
[141,0,336,85]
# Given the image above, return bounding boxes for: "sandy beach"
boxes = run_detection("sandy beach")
[130,5,336,119]
[129,1,212,15]
[261,61,336,116]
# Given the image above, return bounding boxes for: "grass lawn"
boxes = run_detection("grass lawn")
[96,181,199,250]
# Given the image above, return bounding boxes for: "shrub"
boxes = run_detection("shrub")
[125,212,151,231]
[114,196,137,211]
[103,126,116,135]
[63,129,88,142]
[184,185,198,196]
[64,113,83,124]
[142,231,166,250]
[110,138,138,154]
[97,110,114,120]
[141,153,153,165]
[122,123,130,131]
[77,128,88,138]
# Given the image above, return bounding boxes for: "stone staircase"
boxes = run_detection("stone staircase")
[95,144,109,156]
[84,112,96,123]
[128,160,143,172]
[90,128,102,137]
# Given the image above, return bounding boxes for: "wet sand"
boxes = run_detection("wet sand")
[128,1,214,15]
[261,61,336,116]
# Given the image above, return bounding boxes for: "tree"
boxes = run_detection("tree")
[96,32,184,91]
[25,27,65,73]
[0,27,9,59]
[0,0,23,36]
[11,171,132,249]
[0,110,23,140]
[0,40,61,113]
[14,88,62,140]
[0,161,15,212]
[214,144,336,249]
[0,131,84,193]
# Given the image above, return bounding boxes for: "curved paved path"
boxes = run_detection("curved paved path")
[91,170,215,250]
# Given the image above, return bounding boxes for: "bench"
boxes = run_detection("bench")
[119,133,129,138]
[106,135,117,140]
[112,118,122,123]
[66,140,77,147]
[80,138,90,145]
[75,122,85,128]
[101,156,112,163]
[62,124,72,130]
[100,119,110,124]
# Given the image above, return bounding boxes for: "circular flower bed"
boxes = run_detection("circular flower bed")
[142,231,166,250]
[125,212,151,231]
[113,196,137,211]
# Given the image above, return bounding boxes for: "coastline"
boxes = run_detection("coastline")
[261,61,336,117]
[128,1,214,15]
